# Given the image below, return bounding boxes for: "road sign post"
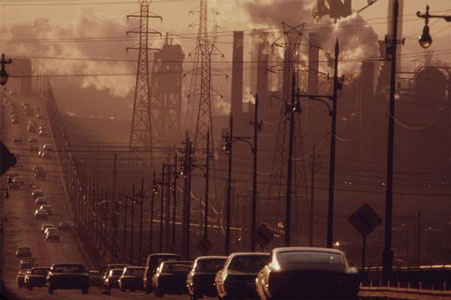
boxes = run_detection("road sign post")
[348,203,382,272]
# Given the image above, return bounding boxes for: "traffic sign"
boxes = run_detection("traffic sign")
[0,141,16,175]
[255,224,274,249]
[196,237,212,255]
[348,203,382,237]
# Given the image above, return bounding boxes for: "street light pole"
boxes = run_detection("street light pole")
[225,116,234,255]
[204,130,210,240]
[139,177,144,264]
[172,155,178,247]
[130,185,135,265]
[383,0,399,281]
[160,164,165,252]
[149,172,157,254]
[250,94,261,251]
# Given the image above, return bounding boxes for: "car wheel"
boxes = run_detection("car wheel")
[48,287,54,294]
[82,288,88,294]
[154,288,163,298]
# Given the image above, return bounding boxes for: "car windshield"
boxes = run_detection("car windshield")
[276,251,345,266]
[111,269,123,276]
[162,263,191,273]
[228,255,269,273]
[125,268,144,276]
[53,265,86,273]
[195,259,226,272]
[32,268,49,275]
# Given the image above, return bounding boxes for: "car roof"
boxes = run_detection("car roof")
[149,253,180,257]
[161,261,192,265]
[195,256,228,261]
[272,247,345,255]
[229,252,270,258]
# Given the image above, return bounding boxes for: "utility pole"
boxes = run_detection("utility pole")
[225,116,234,255]
[383,0,400,281]
[181,135,193,259]
[160,164,165,252]
[139,177,144,264]
[326,40,340,248]
[293,39,343,248]
[165,164,171,252]
[112,154,118,260]
[172,154,178,248]
[308,145,320,247]
[204,130,210,239]
[149,172,157,254]
[250,94,261,252]
[130,185,135,265]
[123,194,128,259]
[285,74,296,247]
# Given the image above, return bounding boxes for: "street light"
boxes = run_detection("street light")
[416,5,451,49]
[0,54,12,86]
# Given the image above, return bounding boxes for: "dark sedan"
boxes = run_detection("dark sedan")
[16,246,32,259]
[215,252,270,300]
[104,268,123,290]
[119,266,145,292]
[255,247,360,300]
[143,253,180,294]
[187,256,227,300]
[47,263,90,294]
[24,267,50,290]
[152,261,192,297]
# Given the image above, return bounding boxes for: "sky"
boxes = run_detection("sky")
[0,0,449,117]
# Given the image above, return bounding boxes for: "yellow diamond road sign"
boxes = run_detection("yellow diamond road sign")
[348,203,382,237]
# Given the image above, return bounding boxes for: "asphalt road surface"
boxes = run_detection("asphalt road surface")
[0,95,205,300]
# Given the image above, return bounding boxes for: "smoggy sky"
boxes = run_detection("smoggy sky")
[0,0,449,117]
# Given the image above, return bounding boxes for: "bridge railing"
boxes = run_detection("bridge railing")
[360,265,451,291]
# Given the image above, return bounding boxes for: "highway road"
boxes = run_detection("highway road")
[0,94,201,300]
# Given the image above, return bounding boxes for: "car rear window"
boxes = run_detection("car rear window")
[162,263,191,273]
[125,268,145,277]
[228,255,270,273]
[277,251,345,266]
[53,265,86,273]
[111,269,123,276]
[195,259,226,272]
[32,268,49,275]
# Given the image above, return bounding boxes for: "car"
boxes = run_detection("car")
[38,129,48,137]
[27,125,37,133]
[40,223,55,234]
[24,267,50,290]
[11,118,19,124]
[215,252,270,300]
[40,151,50,159]
[32,165,44,173]
[36,113,45,120]
[88,270,103,288]
[255,247,360,300]
[104,268,123,290]
[35,170,47,181]
[40,204,53,215]
[29,144,39,152]
[35,197,47,206]
[44,227,57,235]
[187,256,227,300]
[32,190,44,200]
[143,253,180,293]
[17,270,26,288]
[12,137,22,144]
[9,181,21,190]
[119,266,145,292]
[42,144,53,151]
[152,261,192,297]
[34,208,48,220]
[12,176,24,186]
[47,264,90,294]
[58,221,74,231]
[20,260,38,272]
[28,137,38,144]
[16,246,32,259]
[46,230,60,242]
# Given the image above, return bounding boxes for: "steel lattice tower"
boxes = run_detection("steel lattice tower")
[191,0,215,152]
[268,23,309,239]
[128,1,161,164]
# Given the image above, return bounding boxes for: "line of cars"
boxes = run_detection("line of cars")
[99,247,359,299]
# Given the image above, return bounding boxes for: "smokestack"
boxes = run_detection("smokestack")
[360,62,376,99]
[231,31,244,118]
[256,31,269,111]
[308,32,320,94]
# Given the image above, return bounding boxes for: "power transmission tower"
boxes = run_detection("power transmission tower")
[187,0,223,153]
[268,23,309,244]
[127,0,162,165]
